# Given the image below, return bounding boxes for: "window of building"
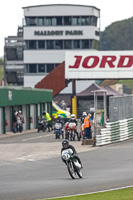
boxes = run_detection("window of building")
[64,16,72,25]
[25,15,98,27]
[54,63,60,68]
[38,17,44,26]
[29,64,37,73]
[26,17,37,26]
[81,16,90,25]
[56,17,63,25]
[64,40,72,49]
[92,16,97,26]
[46,40,54,49]
[73,40,80,49]
[55,40,63,49]
[45,17,55,26]
[29,40,37,49]
[26,64,29,73]
[72,17,81,25]
[47,64,55,73]
[38,64,46,72]
[38,40,45,49]
[82,40,90,49]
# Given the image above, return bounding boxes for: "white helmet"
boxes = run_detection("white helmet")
[82,112,87,116]
[71,114,75,119]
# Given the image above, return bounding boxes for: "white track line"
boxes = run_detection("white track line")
[22,134,50,141]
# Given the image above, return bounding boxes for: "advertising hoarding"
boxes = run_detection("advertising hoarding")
[65,51,133,79]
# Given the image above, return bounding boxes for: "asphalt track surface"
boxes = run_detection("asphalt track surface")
[0,130,133,200]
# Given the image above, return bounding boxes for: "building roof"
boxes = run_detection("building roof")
[22,4,100,11]
[76,83,122,97]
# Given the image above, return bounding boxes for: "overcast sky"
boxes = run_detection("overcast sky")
[0,0,133,57]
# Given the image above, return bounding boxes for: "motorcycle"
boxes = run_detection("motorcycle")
[68,122,78,141]
[37,118,47,132]
[61,148,83,179]
[54,123,64,139]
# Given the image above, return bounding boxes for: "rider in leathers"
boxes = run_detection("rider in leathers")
[68,114,78,139]
[61,139,83,168]
[55,114,64,127]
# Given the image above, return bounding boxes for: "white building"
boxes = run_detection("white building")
[5,4,100,92]
[23,4,100,91]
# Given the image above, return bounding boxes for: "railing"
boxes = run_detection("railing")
[96,118,133,146]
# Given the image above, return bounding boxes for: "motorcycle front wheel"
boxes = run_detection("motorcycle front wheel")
[77,169,83,178]
[67,161,76,179]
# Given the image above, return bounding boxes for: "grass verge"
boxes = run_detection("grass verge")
[44,187,133,200]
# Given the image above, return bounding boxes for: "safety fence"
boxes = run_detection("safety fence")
[96,118,133,146]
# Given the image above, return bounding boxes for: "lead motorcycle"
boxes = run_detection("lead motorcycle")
[61,148,83,179]
[68,122,79,141]
[54,122,64,139]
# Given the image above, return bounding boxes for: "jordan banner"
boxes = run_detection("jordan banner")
[65,51,133,79]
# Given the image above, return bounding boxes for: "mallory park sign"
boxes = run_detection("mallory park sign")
[65,51,133,79]
[34,30,83,36]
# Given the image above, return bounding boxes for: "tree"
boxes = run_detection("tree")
[0,57,4,65]
[99,17,133,50]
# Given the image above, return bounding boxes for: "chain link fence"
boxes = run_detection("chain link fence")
[109,95,133,122]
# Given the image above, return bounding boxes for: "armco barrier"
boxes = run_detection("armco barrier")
[96,118,133,146]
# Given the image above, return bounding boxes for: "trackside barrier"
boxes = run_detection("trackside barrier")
[96,118,133,146]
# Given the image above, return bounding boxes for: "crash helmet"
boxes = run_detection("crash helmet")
[62,139,69,148]
[71,114,75,119]
[42,111,46,115]
[82,112,87,116]
[58,114,61,119]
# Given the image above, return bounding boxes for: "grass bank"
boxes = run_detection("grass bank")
[44,187,133,200]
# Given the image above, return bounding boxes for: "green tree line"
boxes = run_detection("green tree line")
[99,17,133,50]
[99,17,133,90]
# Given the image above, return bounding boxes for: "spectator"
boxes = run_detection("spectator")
[12,111,17,133]
[84,113,92,139]
[18,111,24,132]
[60,100,66,110]
[16,112,22,132]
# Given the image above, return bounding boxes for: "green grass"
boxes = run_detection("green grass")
[44,187,133,200]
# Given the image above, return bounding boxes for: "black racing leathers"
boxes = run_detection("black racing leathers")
[61,145,82,165]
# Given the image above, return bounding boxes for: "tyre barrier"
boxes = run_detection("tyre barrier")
[96,118,133,146]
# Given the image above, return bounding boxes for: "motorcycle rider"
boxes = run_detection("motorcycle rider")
[68,114,77,126]
[42,111,53,132]
[54,114,64,137]
[68,114,79,139]
[61,139,83,168]
[55,114,64,126]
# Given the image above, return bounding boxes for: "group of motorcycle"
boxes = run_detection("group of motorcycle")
[37,117,81,141]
